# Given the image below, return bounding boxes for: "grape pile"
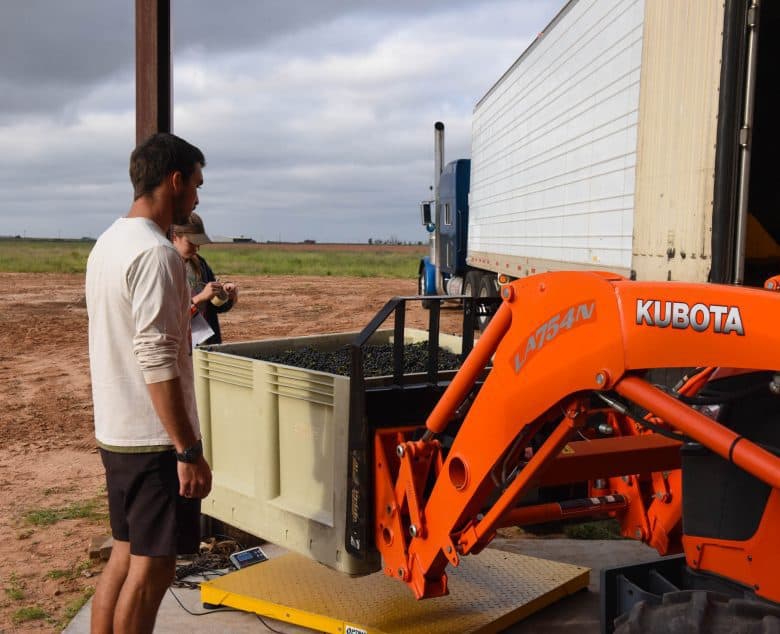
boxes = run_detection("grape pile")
[249,341,462,377]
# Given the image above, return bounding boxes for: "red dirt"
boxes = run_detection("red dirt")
[0,272,461,631]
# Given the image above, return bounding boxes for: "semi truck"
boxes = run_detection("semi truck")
[197,1,780,629]
[418,0,779,320]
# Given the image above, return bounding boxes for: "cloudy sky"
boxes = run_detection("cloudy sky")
[0,1,560,243]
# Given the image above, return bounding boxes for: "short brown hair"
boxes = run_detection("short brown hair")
[129,133,206,200]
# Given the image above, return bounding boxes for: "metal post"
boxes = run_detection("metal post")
[393,301,406,383]
[733,0,760,284]
[427,301,441,384]
[135,0,172,144]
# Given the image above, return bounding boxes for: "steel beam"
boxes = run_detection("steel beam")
[135,0,171,143]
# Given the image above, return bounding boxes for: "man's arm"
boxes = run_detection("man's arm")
[128,246,212,498]
[147,377,212,499]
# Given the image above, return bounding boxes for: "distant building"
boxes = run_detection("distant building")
[209,235,234,244]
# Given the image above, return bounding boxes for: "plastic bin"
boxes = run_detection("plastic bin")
[194,328,464,575]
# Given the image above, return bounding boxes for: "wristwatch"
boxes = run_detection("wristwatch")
[176,439,203,463]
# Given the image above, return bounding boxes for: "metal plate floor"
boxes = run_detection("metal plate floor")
[200,549,589,633]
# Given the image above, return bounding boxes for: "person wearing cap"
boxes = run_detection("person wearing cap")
[171,212,238,345]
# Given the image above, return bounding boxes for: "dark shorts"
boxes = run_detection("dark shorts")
[99,449,201,557]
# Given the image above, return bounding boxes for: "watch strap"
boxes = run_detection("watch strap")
[176,438,203,463]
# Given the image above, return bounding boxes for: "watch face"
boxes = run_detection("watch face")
[177,439,202,462]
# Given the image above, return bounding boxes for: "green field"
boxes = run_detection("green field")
[0,239,425,278]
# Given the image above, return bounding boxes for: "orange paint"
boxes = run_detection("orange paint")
[373,271,780,600]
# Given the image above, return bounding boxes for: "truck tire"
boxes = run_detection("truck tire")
[418,270,433,309]
[463,271,480,298]
[613,590,780,634]
[462,271,481,327]
[477,274,498,330]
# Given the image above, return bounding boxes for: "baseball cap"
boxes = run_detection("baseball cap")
[172,212,212,245]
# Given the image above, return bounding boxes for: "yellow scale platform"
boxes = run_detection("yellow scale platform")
[200,549,589,633]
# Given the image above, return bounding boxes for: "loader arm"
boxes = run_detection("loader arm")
[374,271,780,599]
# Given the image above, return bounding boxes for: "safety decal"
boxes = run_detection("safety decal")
[511,301,596,374]
[635,299,744,335]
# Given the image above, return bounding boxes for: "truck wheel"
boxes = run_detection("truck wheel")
[613,590,780,634]
[462,271,481,327]
[463,271,480,298]
[418,271,433,309]
[477,274,498,330]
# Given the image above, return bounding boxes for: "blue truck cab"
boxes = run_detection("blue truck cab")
[419,159,470,297]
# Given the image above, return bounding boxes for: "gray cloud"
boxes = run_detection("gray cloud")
[0,2,133,83]
[172,0,486,53]
[0,0,561,242]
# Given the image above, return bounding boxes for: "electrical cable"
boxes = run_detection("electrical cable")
[208,534,245,550]
[600,380,777,447]
[174,555,232,586]
[168,587,289,632]
[168,537,289,631]
[256,614,286,633]
[624,408,688,442]
[652,374,770,406]
[596,390,688,442]
[167,587,238,616]
[624,399,780,456]
[495,427,531,487]
[173,536,248,587]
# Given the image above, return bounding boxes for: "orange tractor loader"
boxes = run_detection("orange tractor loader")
[372,271,780,631]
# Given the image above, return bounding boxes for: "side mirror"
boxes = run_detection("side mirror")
[420,201,433,226]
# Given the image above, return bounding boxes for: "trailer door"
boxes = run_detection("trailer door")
[712,0,780,286]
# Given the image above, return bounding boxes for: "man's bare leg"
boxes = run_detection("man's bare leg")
[113,554,176,634]
[91,539,131,633]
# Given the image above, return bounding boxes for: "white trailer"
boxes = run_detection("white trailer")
[421,0,778,309]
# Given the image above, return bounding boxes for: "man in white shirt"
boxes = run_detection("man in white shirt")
[86,133,212,633]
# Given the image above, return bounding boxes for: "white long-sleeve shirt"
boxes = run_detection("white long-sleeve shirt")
[86,217,199,449]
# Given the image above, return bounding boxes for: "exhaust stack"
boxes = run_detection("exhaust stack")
[434,121,445,202]
[431,122,445,291]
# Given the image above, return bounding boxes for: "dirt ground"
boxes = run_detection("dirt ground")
[0,272,463,632]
